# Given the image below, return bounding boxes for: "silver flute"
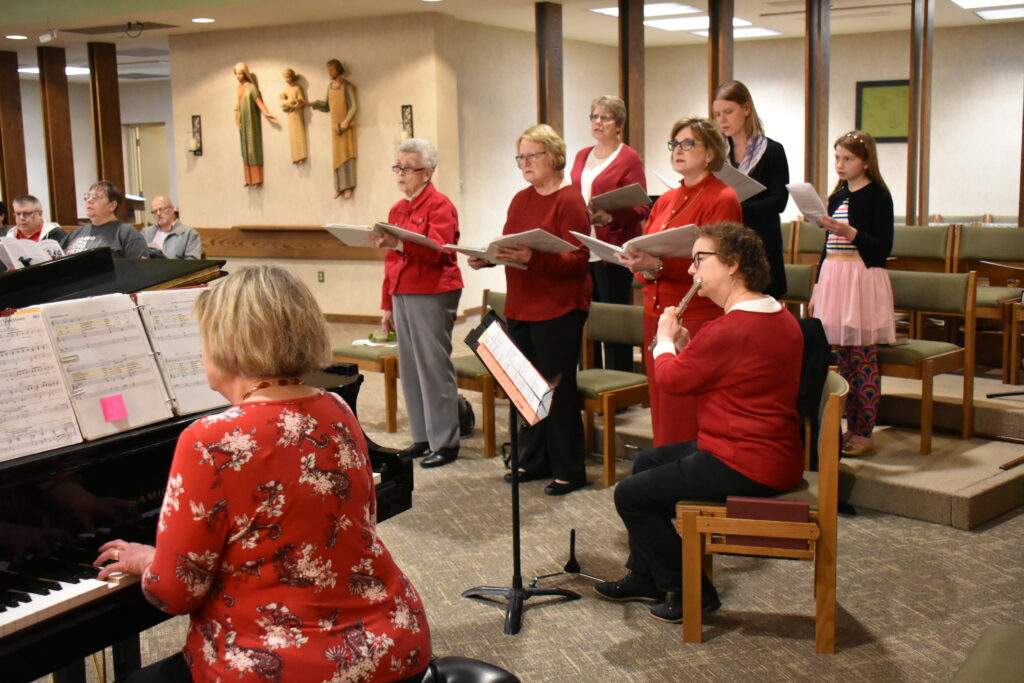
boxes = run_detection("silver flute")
[649,277,703,353]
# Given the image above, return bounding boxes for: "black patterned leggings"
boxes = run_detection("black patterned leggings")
[836,344,881,438]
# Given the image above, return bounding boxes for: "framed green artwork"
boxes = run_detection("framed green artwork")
[855,79,909,143]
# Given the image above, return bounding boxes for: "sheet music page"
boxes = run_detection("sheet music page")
[324,224,380,247]
[444,244,528,270]
[715,164,768,203]
[0,308,83,462]
[588,183,652,212]
[490,228,578,254]
[786,183,828,221]
[569,231,625,265]
[41,293,173,440]
[373,222,444,251]
[0,236,61,270]
[136,289,229,416]
[623,224,699,258]
[478,321,554,424]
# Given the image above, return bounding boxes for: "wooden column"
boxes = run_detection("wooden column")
[88,42,129,221]
[38,46,77,225]
[1019,90,1023,226]
[707,0,734,113]
[0,51,28,207]
[617,0,644,156]
[906,0,934,224]
[535,1,563,134]
[804,0,830,196]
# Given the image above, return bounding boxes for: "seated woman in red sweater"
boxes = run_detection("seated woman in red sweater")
[93,266,431,683]
[468,124,591,495]
[596,222,803,624]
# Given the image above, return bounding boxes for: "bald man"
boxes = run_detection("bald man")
[141,196,202,259]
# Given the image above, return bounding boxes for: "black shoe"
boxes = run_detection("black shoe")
[398,441,429,459]
[594,572,662,603]
[420,446,458,469]
[649,584,721,623]
[502,469,548,483]
[544,479,587,496]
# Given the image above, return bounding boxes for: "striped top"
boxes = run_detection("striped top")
[825,199,858,255]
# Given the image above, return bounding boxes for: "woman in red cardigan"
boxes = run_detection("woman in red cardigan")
[617,116,741,446]
[468,124,591,495]
[570,95,648,371]
[93,267,431,683]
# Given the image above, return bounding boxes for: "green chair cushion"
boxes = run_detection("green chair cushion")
[878,340,960,365]
[576,369,647,399]
[783,264,814,301]
[588,302,644,346]
[952,625,1024,683]
[776,474,818,506]
[452,353,487,378]
[332,344,398,361]
[976,286,1023,308]
[888,270,970,314]
[958,225,1024,261]
[796,221,826,253]
[891,225,949,260]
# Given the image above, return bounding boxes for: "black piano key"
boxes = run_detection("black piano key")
[0,571,59,596]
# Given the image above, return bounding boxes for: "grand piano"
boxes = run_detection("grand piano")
[0,250,413,682]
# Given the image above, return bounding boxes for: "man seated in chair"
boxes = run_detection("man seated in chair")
[142,196,203,259]
[595,222,805,623]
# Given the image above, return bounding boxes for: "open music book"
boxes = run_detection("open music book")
[0,290,228,462]
[570,224,699,266]
[0,236,65,271]
[715,163,768,203]
[589,183,652,213]
[469,316,554,425]
[324,223,445,251]
[446,228,577,269]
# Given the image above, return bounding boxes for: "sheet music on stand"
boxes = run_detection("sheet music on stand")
[467,313,555,425]
[135,289,230,416]
[0,308,83,462]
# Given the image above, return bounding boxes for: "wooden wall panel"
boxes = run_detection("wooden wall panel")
[196,225,387,260]
[88,42,129,221]
[707,0,734,113]
[618,0,644,157]
[0,51,29,207]
[535,2,564,135]
[907,0,934,224]
[38,46,78,225]
[804,1,830,197]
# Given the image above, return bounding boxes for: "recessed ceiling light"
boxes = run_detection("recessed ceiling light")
[644,16,752,32]
[6,35,28,40]
[18,66,91,76]
[692,27,782,38]
[952,0,1024,8]
[977,7,1024,19]
[422,0,444,3]
[591,3,699,18]
[191,17,215,24]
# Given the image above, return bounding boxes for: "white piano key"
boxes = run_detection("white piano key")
[0,572,139,639]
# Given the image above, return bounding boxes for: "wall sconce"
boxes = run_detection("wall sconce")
[189,114,203,156]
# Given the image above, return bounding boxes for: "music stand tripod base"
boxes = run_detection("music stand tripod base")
[529,528,604,588]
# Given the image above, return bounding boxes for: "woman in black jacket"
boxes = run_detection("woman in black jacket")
[712,80,789,298]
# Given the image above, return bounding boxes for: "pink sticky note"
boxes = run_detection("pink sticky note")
[100,394,128,422]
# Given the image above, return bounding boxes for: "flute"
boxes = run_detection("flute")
[649,277,703,352]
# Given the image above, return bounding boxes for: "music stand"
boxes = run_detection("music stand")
[461,311,580,635]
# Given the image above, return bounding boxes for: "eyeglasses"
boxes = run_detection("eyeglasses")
[667,139,702,152]
[13,210,41,218]
[83,192,110,203]
[589,114,616,123]
[514,151,547,166]
[692,251,718,269]
[392,165,426,175]
[150,206,174,214]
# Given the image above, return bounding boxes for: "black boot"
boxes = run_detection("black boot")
[649,575,721,623]
[594,572,662,603]
[421,445,459,468]
[398,441,429,459]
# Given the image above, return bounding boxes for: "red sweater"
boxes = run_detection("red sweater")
[502,185,592,321]
[640,174,742,320]
[144,393,430,682]
[381,182,464,310]
[654,307,804,490]
[569,144,649,246]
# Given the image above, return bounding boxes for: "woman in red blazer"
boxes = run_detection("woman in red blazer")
[617,116,742,447]
[570,96,648,371]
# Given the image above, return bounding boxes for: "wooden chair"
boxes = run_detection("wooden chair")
[888,225,952,273]
[451,289,507,458]
[793,221,826,265]
[781,263,815,318]
[577,302,648,487]
[677,370,849,654]
[331,344,399,433]
[953,225,1024,380]
[878,270,977,454]
[780,220,795,264]
[1004,301,1024,386]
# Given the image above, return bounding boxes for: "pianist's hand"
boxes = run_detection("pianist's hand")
[94,540,155,580]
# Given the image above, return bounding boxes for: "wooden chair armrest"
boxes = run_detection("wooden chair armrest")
[695,516,821,541]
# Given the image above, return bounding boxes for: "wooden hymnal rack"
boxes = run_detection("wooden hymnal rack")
[725,496,811,551]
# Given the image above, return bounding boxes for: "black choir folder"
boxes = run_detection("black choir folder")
[0,288,228,463]
[725,496,810,550]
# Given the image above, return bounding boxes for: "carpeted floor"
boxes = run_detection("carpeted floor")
[82,322,1024,681]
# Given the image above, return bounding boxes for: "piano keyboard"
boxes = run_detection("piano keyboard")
[0,571,137,639]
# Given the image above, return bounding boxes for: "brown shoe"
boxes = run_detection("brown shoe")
[842,437,874,457]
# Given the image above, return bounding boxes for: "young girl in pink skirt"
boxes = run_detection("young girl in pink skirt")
[810,131,895,456]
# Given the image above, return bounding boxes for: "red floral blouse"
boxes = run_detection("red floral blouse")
[143,392,430,682]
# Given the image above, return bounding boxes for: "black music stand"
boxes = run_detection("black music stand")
[461,311,580,635]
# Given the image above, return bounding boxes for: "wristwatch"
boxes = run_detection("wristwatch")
[644,259,664,281]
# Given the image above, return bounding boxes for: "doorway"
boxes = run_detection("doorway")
[122,123,169,224]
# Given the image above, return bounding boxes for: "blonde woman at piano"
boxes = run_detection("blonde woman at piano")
[93,266,431,683]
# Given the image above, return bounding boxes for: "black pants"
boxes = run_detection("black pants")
[614,441,778,592]
[589,261,635,372]
[126,652,428,683]
[507,310,587,483]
